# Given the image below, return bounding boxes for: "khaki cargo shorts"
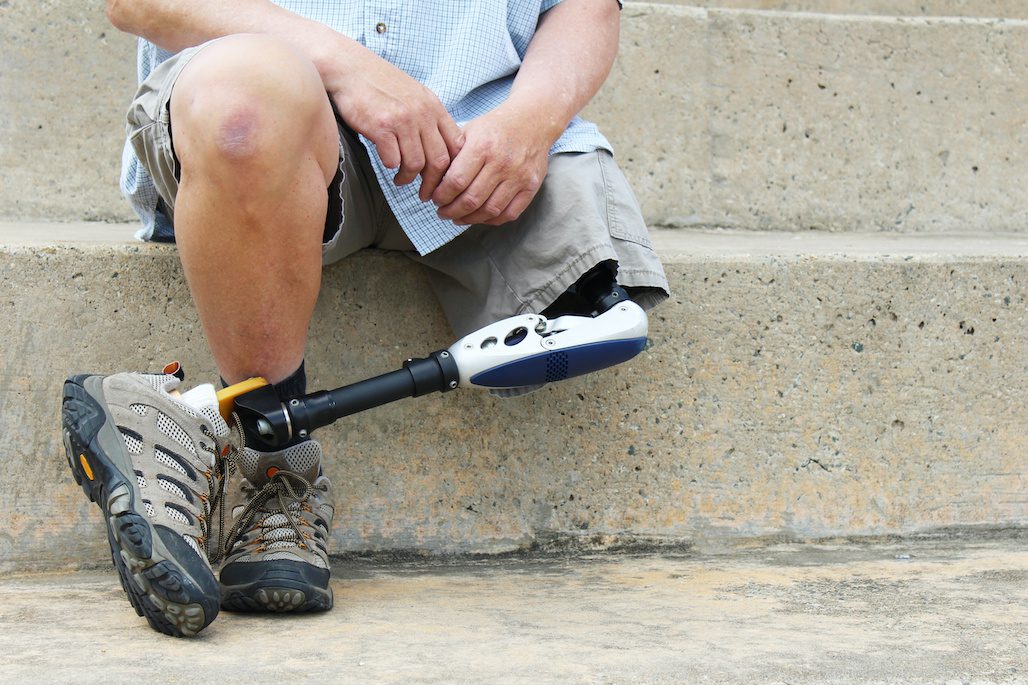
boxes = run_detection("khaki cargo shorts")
[128,40,670,336]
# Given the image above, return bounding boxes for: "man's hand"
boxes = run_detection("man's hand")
[431,103,553,227]
[430,0,620,227]
[325,51,464,200]
[104,0,466,201]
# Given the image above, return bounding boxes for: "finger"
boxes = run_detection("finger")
[375,131,401,171]
[455,180,519,226]
[392,133,426,186]
[417,128,452,202]
[439,168,502,224]
[433,150,486,210]
[439,116,465,159]
[483,188,537,226]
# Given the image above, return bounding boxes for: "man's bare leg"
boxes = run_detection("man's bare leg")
[167,35,340,614]
[169,34,340,385]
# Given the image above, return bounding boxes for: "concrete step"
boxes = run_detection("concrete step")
[1,223,1025,573]
[0,535,1024,682]
[636,0,1028,19]
[588,4,1027,233]
[2,5,1025,234]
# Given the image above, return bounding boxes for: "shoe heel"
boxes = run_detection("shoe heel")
[62,377,107,504]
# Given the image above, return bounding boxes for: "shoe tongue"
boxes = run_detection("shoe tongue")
[174,383,231,439]
[177,383,218,413]
[241,443,322,486]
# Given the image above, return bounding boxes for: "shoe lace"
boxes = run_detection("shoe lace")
[221,467,315,561]
[199,414,246,565]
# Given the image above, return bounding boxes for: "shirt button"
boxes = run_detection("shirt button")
[375,22,387,34]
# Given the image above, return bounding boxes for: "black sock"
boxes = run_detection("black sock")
[223,361,308,452]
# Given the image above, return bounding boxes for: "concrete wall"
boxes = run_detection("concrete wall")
[1,226,1024,571]
[1,2,1024,573]
[589,5,1027,232]
[2,3,1026,233]
[0,2,134,222]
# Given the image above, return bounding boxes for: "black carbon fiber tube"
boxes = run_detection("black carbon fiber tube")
[282,350,459,443]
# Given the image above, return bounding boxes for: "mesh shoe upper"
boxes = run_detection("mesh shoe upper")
[102,372,234,565]
[222,440,333,570]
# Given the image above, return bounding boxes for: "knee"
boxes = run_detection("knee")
[170,34,330,170]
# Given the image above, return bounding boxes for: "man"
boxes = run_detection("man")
[62,0,669,637]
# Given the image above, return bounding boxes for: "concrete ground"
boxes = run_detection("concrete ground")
[1,534,1024,684]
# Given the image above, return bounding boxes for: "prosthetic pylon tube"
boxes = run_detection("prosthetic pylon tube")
[230,350,460,448]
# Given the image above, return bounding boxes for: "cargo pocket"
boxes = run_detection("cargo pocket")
[597,150,654,249]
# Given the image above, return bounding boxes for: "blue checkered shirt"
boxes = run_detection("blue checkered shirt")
[121,0,618,254]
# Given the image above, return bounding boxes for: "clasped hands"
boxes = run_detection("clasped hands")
[331,54,550,227]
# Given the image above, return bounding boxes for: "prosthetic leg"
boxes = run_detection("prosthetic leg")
[218,269,648,448]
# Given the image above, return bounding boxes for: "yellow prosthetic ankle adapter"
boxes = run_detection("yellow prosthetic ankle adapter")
[216,377,269,422]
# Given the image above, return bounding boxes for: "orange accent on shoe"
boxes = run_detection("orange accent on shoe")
[79,454,94,481]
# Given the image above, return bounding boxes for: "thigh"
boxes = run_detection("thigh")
[126,37,381,258]
[411,150,671,336]
[126,41,218,226]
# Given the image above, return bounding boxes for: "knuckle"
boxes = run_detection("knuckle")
[446,173,469,191]
[376,105,411,131]
[478,139,498,157]
[427,153,450,174]
[372,115,395,135]
[373,106,397,126]
[401,154,425,173]
[458,195,481,213]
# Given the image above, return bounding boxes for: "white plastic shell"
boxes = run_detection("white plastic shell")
[447,301,649,389]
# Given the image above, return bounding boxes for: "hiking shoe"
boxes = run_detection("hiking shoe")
[220,440,334,612]
[61,368,233,637]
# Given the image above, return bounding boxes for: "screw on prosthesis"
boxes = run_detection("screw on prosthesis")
[576,265,630,314]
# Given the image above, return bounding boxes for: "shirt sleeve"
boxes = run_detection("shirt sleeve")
[541,0,623,11]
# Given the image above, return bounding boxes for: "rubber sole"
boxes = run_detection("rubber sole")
[62,375,220,637]
[220,559,333,613]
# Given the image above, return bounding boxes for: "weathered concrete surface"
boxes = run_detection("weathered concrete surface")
[638,0,1028,19]
[0,1,135,222]
[0,536,1024,683]
[2,4,1026,234]
[0,224,1025,572]
[588,6,1028,232]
